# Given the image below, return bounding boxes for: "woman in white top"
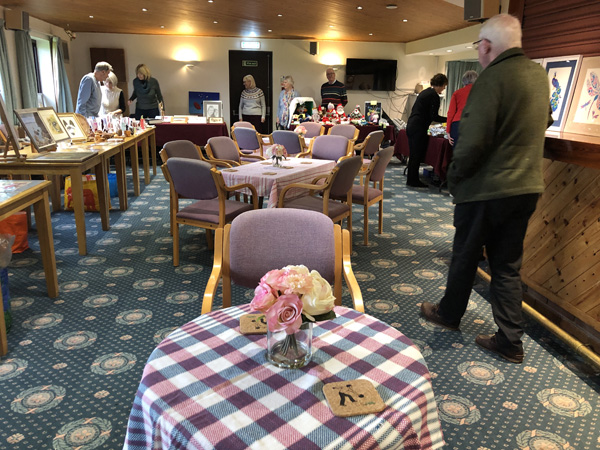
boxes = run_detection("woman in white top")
[100,72,126,116]
[238,74,266,133]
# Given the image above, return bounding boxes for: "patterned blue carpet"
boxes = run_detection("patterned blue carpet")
[0,159,598,449]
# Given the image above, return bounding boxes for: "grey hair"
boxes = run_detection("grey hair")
[106,72,119,86]
[283,75,294,86]
[462,70,478,86]
[479,14,522,52]
[95,61,113,72]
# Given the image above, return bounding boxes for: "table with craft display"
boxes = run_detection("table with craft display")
[0,179,58,355]
[221,158,336,208]
[121,127,157,196]
[123,305,444,450]
[154,122,229,148]
[394,129,453,181]
[321,123,396,144]
[0,150,110,256]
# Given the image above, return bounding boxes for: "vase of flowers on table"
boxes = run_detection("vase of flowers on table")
[266,144,288,167]
[251,265,336,369]
[294,125,307,138]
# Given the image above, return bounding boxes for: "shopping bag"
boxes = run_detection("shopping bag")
[64,174,100,211]
[0,212,29,253]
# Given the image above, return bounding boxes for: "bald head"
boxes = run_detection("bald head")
[477,14,522,69]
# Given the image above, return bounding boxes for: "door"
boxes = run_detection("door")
[229,50,273,133]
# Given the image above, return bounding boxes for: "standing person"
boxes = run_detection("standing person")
[321,67,347,107]
[446,70,478,146]
[76,62,112,118]
[420,14,553,364]
[276,75,299,130]
[239,75,266,133]
[405,73,448,187]
[128,64,164,120]
[100,72,126,116]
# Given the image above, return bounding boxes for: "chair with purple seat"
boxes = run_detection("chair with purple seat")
[201,208,363,314]
[300,122,325,139]
[271,130,304,157]
[205,136,264,167]
[231,121,255,132]
[354,130,384,165]
[277,155,363,247]
[161,157,258,266]
[339,147,394,245]
[299,134,353,161]
[329,124,359,145]
[231,126,270,157]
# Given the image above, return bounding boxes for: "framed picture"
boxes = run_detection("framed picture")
[15,108,56,152]
[564,56,600,137]
[38,107,70,142]
[364,101,382,123]
[543,55,582,132]
[75,113,93,136]
[203,100,222,119]
[172,116,189,124]
[189,91,219,115]
[58,113,88,141]
[0,92,22,157]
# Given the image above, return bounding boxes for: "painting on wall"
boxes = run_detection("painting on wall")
[543,55,581,132]
[189,92,220,115]
[564,56,600,137]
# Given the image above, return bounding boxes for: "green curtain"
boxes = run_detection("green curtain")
[0,19,16,124]
[52,37,73,112]
[443,60,481,114]
[15,30,38,109]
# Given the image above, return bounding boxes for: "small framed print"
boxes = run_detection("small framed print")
[564,56,600,137]
[208,117,224,123]
[58,113,88,141]
[364,101,382,123]
[37,107,70,142]
[543,55,582,132]
[203,100,222,119]
[15,108,56,152]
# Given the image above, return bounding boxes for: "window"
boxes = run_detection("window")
[31,36,57,109]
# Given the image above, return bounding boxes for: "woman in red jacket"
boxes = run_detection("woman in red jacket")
[446,70,479,146]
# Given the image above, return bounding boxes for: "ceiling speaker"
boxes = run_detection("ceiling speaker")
[4,9,29,31]
[464,0,500,22]
[309,42,319,56]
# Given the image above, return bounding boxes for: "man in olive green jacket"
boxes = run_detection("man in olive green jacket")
[421,14,553,363]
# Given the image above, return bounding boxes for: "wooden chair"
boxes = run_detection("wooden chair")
[205,136,264,167]
[329,124,360,146]
[161,158,258,266]
[271,130,304,157]
[231,127,270,157]
[298,134,353,161]
[202,208,363,314]
[354,130,384,165]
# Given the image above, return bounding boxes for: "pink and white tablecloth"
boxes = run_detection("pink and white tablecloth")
[220,158,336,208]
[123,305,444,450]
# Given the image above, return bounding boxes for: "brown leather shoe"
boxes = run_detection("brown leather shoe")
[420,302,459,330]
[475,334,524,364]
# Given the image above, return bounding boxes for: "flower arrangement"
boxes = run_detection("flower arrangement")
[294,125,307,137]
[251,265,336,366]
[266,144,288,166]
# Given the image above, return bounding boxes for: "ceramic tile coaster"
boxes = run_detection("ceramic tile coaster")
[323,380,385,417]
[239,314,267,334]
[262,172,277,175]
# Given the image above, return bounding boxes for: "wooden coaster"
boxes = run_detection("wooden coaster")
[260,162,272,165]
[323,380,385,417]
[223,169,238,172]
[239,314,267,334]
[300,161,313,164]
[281,166,293,169]
[262,172,277,175]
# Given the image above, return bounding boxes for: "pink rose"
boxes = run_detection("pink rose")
[265,294,303,334]
[260,269,287,292]
[251,282,277,313]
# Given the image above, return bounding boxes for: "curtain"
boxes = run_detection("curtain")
[443,60,481,114]
[0,19,16,124]
[52,37,73,112]
[15,30,38,109]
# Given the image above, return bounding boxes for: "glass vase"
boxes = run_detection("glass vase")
[272,157,282,167]
[267,322,313,369]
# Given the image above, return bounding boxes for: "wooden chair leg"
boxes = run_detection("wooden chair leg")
[206,229,214,250]
[173,223,180,267]
[364,203,369,245]
[378,199,383,234]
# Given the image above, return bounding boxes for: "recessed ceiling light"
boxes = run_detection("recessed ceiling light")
[142,8,147,12]
[466,45,472,49]
[208,0,214,2]
[268,29,272,32]
[329,25,334,28]
[447,49,453,52]
[160,25,165,28]
[277,14,283,17]
[386,4,398,9]
[357,6,363,9]
[429,53,433,55]
[213,21,218,24]
[403,19,408,22]
[89,15,94,18]
[369,33,373,36]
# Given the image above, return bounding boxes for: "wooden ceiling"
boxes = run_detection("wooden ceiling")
[2,0,472,43]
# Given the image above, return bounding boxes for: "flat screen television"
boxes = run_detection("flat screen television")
[345,58,397,91]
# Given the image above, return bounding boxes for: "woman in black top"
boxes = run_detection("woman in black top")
[128,64,164,120]
[406,73,448,187]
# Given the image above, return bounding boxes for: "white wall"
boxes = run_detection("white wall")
[69,33,440,124]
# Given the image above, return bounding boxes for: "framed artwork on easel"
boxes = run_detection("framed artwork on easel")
[15,108,56,152]
[58,113,88,141]
[0,92,23,159]
[37,107,70,142]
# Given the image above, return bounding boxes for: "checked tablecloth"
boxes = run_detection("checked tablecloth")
[123,305,444,450]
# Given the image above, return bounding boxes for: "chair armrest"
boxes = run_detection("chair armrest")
[241,154,266,161]
[261,134,273,144]
[223,182,259,208]
[202,227,224,314]
[296,151,311,158]
[342,228,364,312]
[310,174,328,185]
[277,181,326,207]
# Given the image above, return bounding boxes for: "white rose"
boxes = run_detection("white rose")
[302,270,336,318]
[283,265,309,275]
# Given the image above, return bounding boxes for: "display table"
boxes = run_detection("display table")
[154,122,229,148]
[394,129,453,180]
[123,305,444,450]
[322,123,395,144]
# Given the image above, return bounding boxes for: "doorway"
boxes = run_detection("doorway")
[228,50,273,134]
